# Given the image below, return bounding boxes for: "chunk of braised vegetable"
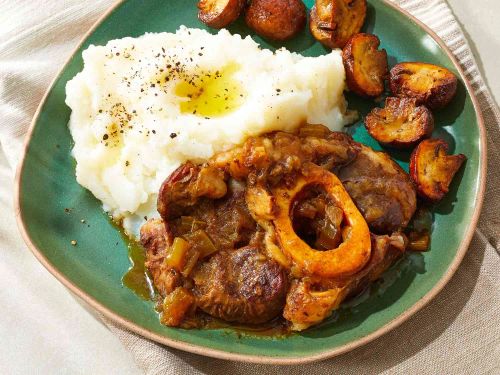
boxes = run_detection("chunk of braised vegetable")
[245,0,307,41]
[342,33,388,97]
[160,287,195,326]
[409,138,466,201]
[165,237,190,271]
[198,0,245,29]
[389,62,458,109]
[309,0,367,49]
[407,230,431,252]
[183,230,218,259]
[181,249,201,277]
[365,97,434,148]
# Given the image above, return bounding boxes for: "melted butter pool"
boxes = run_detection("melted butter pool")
[175,63,245,118]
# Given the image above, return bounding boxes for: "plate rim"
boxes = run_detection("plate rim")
[14,0,487,365]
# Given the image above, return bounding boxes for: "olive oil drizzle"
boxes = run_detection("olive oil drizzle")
[175,63,245,117]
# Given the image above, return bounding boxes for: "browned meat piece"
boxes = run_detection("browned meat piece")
[163,177,257,251]
[192,246,288,324]
[145,124,418,329]
[338,144,417,234]
[211,124,359,185]
[283,232,406,331]
[158,162,227,222]
[141,219,181,296]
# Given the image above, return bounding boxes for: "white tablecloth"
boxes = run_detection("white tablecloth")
[1,1,499,374]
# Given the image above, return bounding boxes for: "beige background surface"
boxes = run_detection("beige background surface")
[0,1,498,374]
[448,0,500,103]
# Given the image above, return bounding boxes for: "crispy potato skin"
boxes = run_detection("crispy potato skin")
[310,0,367,49]
[365,97,434,148]
[343,33,388,97]
[410,138,466,201]
[389,62,458,109]
[245,0,307,41]
[198,0,245,29]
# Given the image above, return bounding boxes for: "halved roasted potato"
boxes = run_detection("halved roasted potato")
[389,62,458,109]
[365,97,434,148]
[343,33,388,97]
[198,0,245,29]
[410,138,466,201]
[245,0,307,41]
[310,0,367,49]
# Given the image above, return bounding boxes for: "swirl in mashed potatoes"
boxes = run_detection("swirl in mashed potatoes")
[65,27,352,237]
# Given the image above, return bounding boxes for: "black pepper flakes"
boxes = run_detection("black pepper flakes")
[102,134,109,141]
[170,133,177,139]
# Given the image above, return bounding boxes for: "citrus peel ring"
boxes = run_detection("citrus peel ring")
[273,164,371,279]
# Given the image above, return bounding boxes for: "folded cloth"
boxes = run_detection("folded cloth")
[0,0,499,374]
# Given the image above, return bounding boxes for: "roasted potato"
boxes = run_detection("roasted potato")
[310,0,367,49]
[342,33,388,97]
[409,138,466,201]
[245,0,307,41]
[198,0,245,29]
[365,97,434,148]
[389,62,458,109]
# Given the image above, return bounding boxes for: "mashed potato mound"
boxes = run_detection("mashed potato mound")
[66,27,352,237]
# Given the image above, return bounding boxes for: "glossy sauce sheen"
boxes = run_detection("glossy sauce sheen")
[121,232,155,301]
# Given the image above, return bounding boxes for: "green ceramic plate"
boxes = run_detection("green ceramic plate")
[16,0,486,364]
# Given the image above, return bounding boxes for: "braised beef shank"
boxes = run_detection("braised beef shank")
[142,125,416,330]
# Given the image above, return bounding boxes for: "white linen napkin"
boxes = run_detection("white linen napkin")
[1,1,499,374]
